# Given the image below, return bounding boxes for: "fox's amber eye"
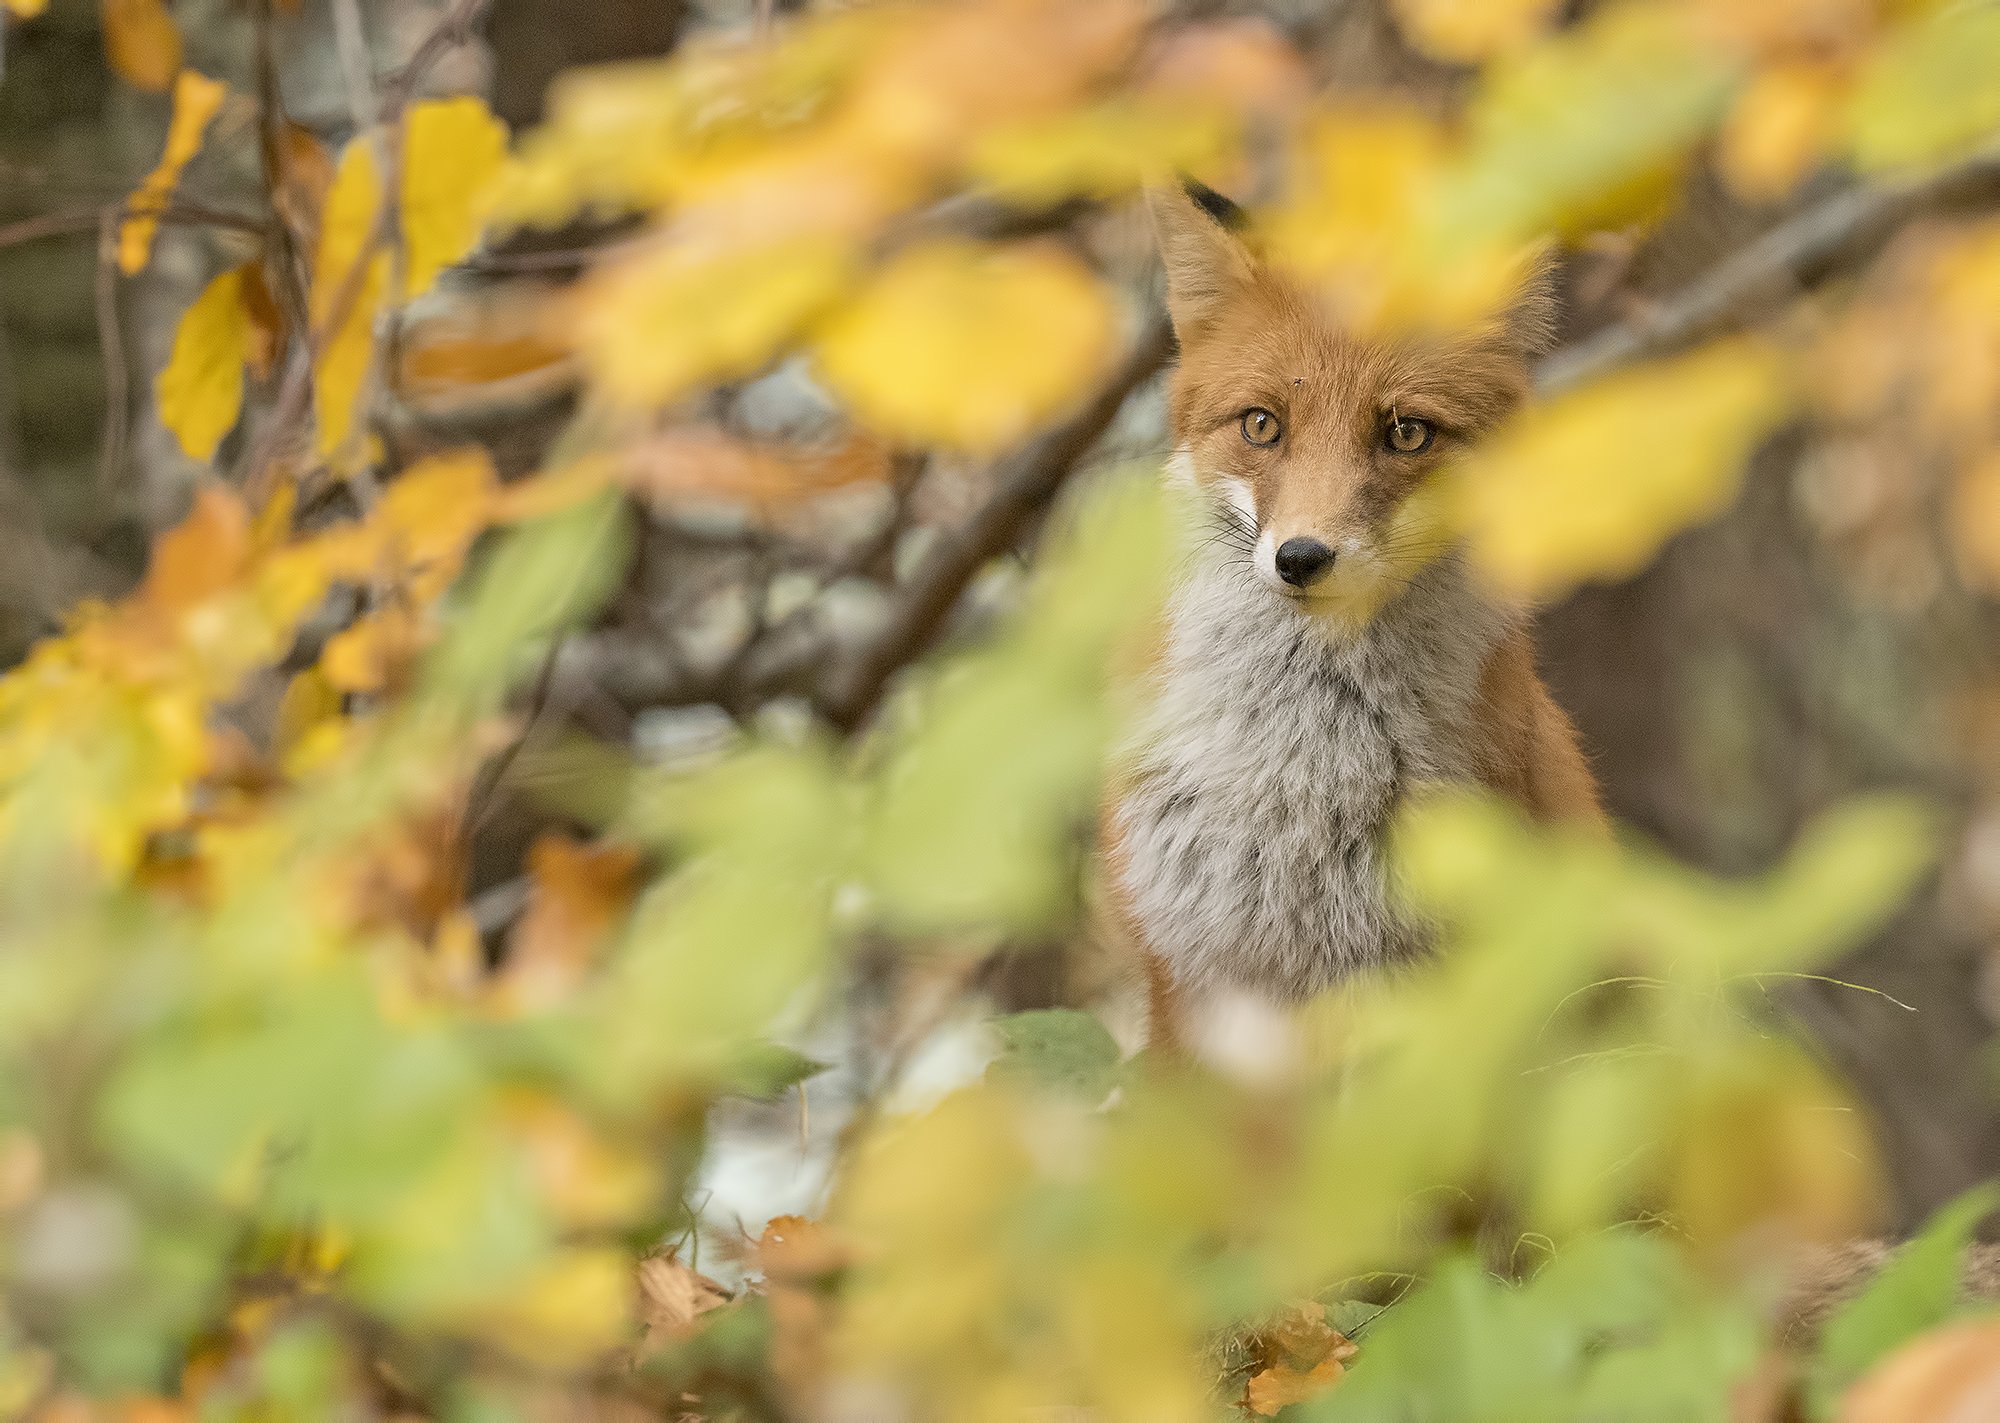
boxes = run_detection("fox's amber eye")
[1240,408,1281,446]
[1385,415,1434,453]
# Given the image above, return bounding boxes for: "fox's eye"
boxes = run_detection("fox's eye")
[1385,415,1434,454]
[1240,408,1281,446]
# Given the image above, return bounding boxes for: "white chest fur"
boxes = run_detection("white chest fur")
[1112,551,1512,1001]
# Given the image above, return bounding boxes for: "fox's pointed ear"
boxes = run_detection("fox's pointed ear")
[1499,242,1561,357]
[1148,183,1256,339]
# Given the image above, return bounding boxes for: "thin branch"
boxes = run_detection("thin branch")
[818,310,1175,731]
[94,210,130,497]
[1536,141,2000,395]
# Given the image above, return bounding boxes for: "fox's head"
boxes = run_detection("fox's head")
[1154,185,1554,623]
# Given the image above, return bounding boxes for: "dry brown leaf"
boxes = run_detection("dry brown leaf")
[275,122,336,247]
[1840,1318,2000,1422]
[620,428,891,515]
[637,1254,730,1345]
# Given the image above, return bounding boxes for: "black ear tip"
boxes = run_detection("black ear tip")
[1180,177,1247,231]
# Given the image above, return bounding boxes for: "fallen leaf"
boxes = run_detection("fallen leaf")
[1246,1354,1349,1416]
[119,71,227,274]
[815,239,1115,454]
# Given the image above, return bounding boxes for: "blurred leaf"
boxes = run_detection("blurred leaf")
[986,1009,1121,1101]
[118,71,226,274]
[863,474,1171,930]
[1453,341,1790,597]
[1719,60,1846,201]
[157,267,252,462]
[1390,0,1560,63]
[102,0,180,92]
[815,239,1116,454]
[1839,1317,2000,1423]
[311,134,389,458]
[1849,2,2000,172]
[620,426,891,515]
[1440,3,1737,245]
[967,97,1237,203]
[402,96,511,296]
[575,237,857,409]
[1809,1184,2000,1418]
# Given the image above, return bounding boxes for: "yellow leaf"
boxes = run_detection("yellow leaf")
[574,236,856,408]
[119,70,227,274]
[815,240,1116,454]
[1719,61,1846,201]
[311,136,388,458]
[968,97,1238,204]
[4,0,48,17]
[1391,0,1561,63]
[376,448,498,591]
[102,0,180,92]
[400,95,510,298]
[156,266,250,461]
[1453,342,1791,597]
[451,1248,633,1367]
[1848,1,2000,172]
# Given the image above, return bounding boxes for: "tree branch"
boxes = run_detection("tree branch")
[1536,142,2000,395]
[817,310,1174,731]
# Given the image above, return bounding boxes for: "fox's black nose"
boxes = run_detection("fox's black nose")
[1275,537,1336,588]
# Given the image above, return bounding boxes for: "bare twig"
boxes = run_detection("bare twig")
[819,310,1174,731]
[1537,142,2000,395]
[94,210,130,496]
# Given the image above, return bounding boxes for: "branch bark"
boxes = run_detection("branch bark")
[1536,142,2000,394]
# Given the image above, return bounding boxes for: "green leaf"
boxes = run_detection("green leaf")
[1808,1182,2000,1418]
[727,1043,832,1101]
[986,1009,1121,1101]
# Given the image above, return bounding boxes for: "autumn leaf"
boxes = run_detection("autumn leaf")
[637,1252,729,1351]
[119,70,227,274]
[310,134,388,458]
[401,95,510,296]
[1719,61,1846,201]
[1841,1319,2000,1423]
[1242,1301,1358,1416]
[1391,0,1560,63]
[451,1248,634,1367]
[573,236,857,409]
[1452,342,1791,597]
[1953,453,2000,590]
[2,0,48,17]
[140,484,250,616]
[815,240,1115,454]
[102,0,181,92]
[157,267,252,461]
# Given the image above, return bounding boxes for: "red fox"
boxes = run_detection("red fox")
[1101,184,1602,1050]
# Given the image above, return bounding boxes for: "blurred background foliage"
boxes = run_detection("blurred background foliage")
[0,0,1997,1418]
